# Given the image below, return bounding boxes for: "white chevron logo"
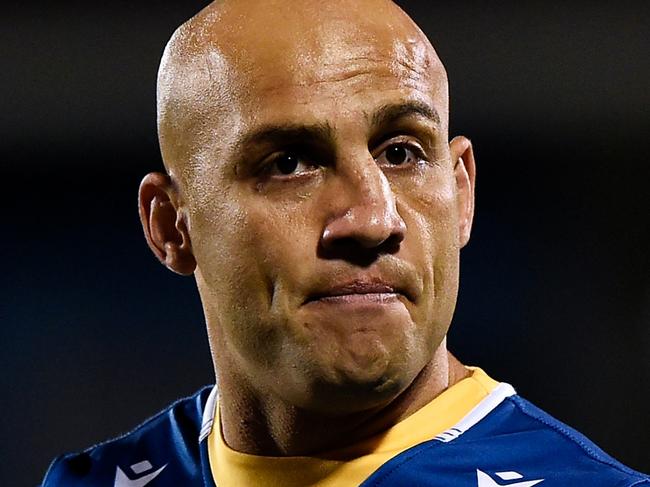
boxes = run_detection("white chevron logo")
[477,469,544,487]
[114,460,167,487]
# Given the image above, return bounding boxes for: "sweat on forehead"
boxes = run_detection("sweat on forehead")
[156,0,447,180]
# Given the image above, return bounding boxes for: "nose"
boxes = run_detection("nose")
[320,162,406,253]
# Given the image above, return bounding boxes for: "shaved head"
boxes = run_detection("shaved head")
[156,0,448,188]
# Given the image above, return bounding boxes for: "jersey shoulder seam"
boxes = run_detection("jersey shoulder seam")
[41,385,213,484]
[509,396,649,481]
[86,384,213,451]
[629,480,650,486]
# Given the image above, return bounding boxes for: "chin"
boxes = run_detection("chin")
[297,346,421,415]
[273,310,428,414]
[304,373,412,416]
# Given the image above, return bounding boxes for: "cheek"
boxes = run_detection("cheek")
[189,201,280,374]
[247,202,314,275]
[395,163,458,236]
[189,191,318,359]
[193,207,279,311]
[396,169,460,332]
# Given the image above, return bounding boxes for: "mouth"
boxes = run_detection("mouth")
[304,280,412,305]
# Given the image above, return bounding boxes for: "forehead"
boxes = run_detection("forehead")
[196,0,446,119]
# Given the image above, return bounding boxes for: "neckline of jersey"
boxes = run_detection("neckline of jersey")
[206,367,503,487]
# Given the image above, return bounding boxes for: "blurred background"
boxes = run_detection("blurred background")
[2,1,649,485]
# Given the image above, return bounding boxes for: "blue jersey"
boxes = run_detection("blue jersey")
[41,384,649,486]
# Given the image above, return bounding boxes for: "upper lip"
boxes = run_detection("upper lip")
[304,278,412,303]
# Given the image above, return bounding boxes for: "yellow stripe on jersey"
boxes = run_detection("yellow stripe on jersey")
[208,367,499,487]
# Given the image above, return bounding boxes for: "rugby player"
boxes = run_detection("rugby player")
[41,0,650,485]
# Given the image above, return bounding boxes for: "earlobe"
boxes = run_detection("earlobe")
[138,172,196,275]
[449,136,476,248]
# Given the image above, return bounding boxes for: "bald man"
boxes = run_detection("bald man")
[41,1,649,486]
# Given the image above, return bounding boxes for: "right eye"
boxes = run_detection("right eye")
[265,152,317,177]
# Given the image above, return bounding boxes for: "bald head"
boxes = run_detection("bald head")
[156,0,448,185]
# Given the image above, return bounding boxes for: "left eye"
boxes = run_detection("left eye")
[376,144,422,166]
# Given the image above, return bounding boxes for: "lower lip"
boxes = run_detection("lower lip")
[307,293,402,306]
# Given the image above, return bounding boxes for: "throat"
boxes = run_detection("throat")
[217,348,467,457]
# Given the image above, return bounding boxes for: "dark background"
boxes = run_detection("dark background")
[3,1,648,485]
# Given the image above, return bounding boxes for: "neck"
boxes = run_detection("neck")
[216,345,468,456]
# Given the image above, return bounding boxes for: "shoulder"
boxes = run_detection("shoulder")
[40,386,213,487]
[493,395,649,484]
[362,391,649,486]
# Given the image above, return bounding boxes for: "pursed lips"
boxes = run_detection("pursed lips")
[304,280,411,305]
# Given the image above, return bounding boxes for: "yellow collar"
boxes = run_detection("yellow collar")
[207,367,500,487]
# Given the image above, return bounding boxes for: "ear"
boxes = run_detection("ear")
[138,172,196,275]
[449,136,476,248]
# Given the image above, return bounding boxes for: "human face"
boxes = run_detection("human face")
[169,2,472,413]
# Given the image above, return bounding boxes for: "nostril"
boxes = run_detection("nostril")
[317,232,402,267]
[354,227,401,249]
[326,236,360,251]
[392,216,407,242]
[381,233,403,254]
[317,237,383,267]
[320,207,406,251]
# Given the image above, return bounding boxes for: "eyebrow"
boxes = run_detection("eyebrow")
[234,122,335,153]
[232,100,439,156]
[370,100,441,128]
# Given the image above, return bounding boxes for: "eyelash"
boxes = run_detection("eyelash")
[261,150,319,178]
[375,140,429,166]
[260,139,429,180]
